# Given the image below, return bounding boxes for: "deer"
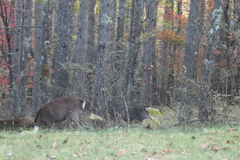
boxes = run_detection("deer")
[108,102,151,123]
[33,95,86,132]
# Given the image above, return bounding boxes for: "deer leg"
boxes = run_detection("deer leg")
[69,117,83,129]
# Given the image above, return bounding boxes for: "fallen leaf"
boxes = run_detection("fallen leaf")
[201,144,207,149]
[146,158,156,160]
[63,136,69,143]
[152,151,157,155]
[19,131,32,135]
[210,146,218,152]
[47,155,56,159]
[226,140,230,144]
[117,149,126,156]
[72,154,78,157]
[164,149,172,153]
[89,113,103,121]
[159,151,166,155]
[38,134,43,138]
[50,142,57,148]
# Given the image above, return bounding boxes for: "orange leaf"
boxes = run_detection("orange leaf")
[152,151,157,155]
[50,142,57,148]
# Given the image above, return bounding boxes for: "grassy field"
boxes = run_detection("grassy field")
[0,125,239,160]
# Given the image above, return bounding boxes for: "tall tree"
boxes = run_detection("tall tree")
[125,0,144,102]
[139,0,158,104]
[32,0,53,115]
[85,0,96,103]
[159,0,174,103]
[210,0,230,94]
[178,0,205,123]
[52,0,74,99]
[17,0,32,115]
[73,0,89,97]
[0,0,14,93]
[32,1,42,115]
[94,0,114,124]
[11,0,23,117]
[111,0,126,103]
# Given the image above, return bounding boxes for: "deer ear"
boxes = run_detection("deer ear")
[81,100,86,109]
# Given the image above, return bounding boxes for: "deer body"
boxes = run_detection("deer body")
[34,95,86,132]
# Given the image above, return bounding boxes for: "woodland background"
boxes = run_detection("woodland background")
[0,0,239,126]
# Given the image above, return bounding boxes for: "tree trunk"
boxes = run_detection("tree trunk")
[178,0,205,123]
[52,0,74,99]
[18,0,32,116]
[94,0,114,125]
[139,0,158,104]
[111,0,126,103]
[159,0,174,103]
[85,0,97,103]
[32,1,43,115]
[73,0,89,97]
[32,0,53,115]
[199,0,229,120]
[11,0,23,117]
[125,0,144,102]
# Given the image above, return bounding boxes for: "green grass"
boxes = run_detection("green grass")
[0,126,239,160]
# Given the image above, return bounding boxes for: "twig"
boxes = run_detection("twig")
[0,25,42,29]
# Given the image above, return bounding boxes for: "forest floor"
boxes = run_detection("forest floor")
[0,125,239,160]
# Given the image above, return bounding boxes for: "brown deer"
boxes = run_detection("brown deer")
[33,95,86,132]
[108,102,150,122]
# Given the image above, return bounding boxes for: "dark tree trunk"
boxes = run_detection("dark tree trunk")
[139,0,158,104]
[125,0,144,102]
[85,0,97,103]
[18,0,32,116]
[94,0,114,125]
[178,0,205,123]
[32,1,43,115]
[111,0,126,103]
[11,0,23,117]
[52,0,74,99]
[199,0,230,121]
[73,0,89,97]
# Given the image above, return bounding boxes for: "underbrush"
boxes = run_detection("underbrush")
[0,125,239,160]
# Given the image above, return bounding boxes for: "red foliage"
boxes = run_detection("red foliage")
[155,30,185,44]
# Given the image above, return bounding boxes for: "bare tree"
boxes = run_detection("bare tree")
[94,0,114,124]
[178,0,205,123]
[111,0,126,103]
[125,0,144,102]
[32,1,42,115]
[52,0,74,99]
[32,0,53,115]
[199,0,230,121]
[85,0,97,103]
[139,0,158,104]
[73,0,89,97]
[159,0,174,103]
[0,0,15,92]
[14,0,32,116]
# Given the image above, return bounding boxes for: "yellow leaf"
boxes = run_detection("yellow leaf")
[147,108,163,116]
[89,113,103,121]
